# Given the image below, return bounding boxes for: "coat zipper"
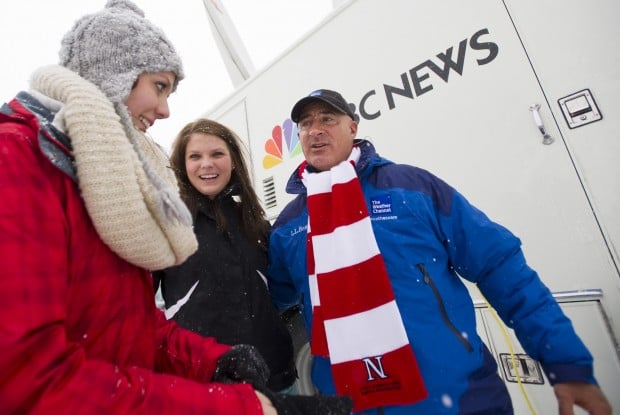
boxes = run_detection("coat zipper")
[416,263,474,352]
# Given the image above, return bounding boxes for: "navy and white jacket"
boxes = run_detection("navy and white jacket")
[267,139,595,415]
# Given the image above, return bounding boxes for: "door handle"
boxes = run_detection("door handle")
[529,104,554,145]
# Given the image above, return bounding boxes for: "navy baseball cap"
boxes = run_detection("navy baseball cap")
[291,89,355,123]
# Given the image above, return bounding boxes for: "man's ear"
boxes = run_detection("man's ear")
[350,120,358,136]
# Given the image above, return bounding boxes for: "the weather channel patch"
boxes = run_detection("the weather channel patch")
[371,194,392,216]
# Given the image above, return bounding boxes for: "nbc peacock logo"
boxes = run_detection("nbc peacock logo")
[262,118,303,169]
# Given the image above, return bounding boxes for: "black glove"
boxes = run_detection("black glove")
[213,344,270,390]
[260,388,353,415]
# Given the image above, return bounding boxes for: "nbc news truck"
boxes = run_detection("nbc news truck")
[204,0,620,412]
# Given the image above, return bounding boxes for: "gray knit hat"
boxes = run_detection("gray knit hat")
[59,0,184,104]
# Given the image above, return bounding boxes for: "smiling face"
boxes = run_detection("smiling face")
[124,71,176,132]
[184,132,233,199]
[297,101,358,171]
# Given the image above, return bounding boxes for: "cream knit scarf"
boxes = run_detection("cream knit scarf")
[29,65,197,271]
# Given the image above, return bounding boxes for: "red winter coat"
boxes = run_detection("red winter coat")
[0,95,263,415]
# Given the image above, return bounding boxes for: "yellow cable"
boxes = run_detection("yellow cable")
[481,292,538,415]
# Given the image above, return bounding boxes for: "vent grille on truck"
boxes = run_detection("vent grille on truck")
[262,176,277,209]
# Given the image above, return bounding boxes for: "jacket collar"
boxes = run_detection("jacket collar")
[14,91,73,154]
[285,139,381,195]
[196,183,239,219]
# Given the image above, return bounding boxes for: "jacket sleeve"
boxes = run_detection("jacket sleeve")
[0,116,263,414]
[436,183,595,385]
[267,219,303,312]
[153,309,232,380]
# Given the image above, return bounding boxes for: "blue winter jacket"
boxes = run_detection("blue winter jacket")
[267,139,595,415]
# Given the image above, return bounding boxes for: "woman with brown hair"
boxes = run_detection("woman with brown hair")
[154,118,298,394]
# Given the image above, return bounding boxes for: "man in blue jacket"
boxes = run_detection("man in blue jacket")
[267,89,612,415]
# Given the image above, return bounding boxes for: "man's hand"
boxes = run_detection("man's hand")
[554,382,611,415]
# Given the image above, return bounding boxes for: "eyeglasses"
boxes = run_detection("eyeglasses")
[297,113,341,133]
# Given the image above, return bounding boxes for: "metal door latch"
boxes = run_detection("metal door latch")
[558,88,602,129]
[499,353,545,384]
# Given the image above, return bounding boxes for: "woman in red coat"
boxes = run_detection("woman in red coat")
[0,1,352,414]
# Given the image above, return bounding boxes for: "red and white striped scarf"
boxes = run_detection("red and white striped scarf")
[301,147,427,412]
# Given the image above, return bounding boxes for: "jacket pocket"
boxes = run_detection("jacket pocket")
[416,263,473,352]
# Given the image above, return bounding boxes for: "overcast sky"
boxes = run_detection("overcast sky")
[0,0,332,150]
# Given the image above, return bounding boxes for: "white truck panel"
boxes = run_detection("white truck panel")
[206,0,620,410]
